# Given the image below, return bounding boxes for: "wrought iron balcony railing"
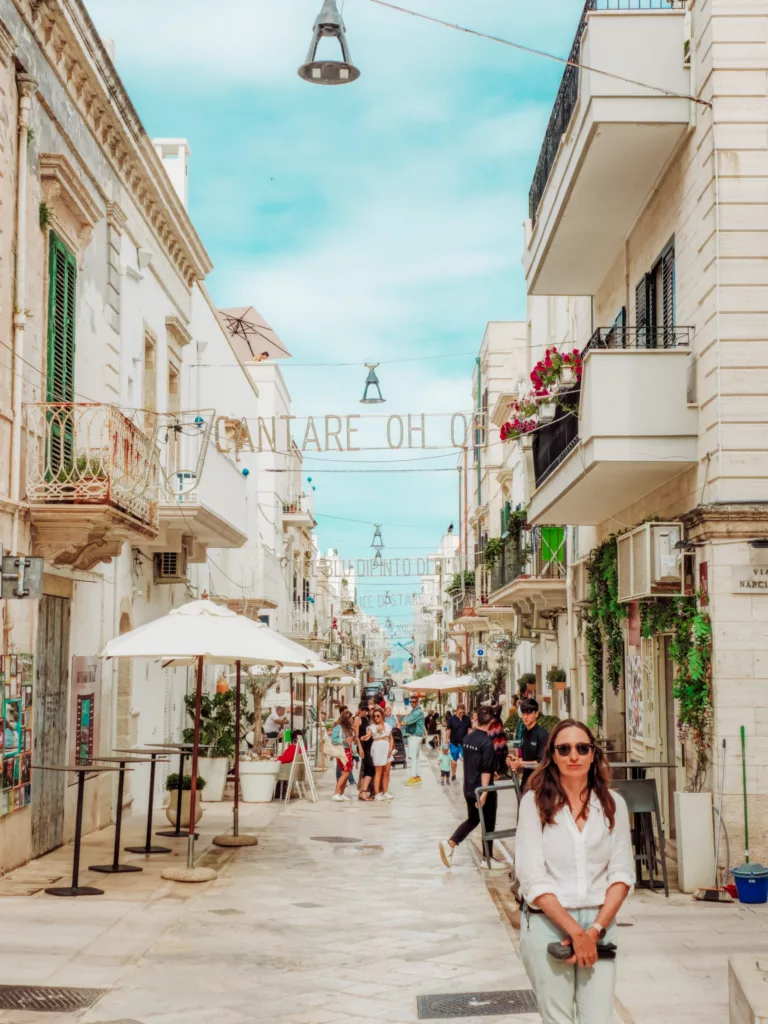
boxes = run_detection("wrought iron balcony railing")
[26,403,159,528]
[528,0,688,225]
[490,526,567,593]
[451,589,476,621]
[282,492,312,515]
[583,324,691,353]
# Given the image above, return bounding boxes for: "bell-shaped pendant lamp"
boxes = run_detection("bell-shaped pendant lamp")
[361,363,385,404]
[373,550,384,568]
[299,0,361,86]
[371,524,384,551]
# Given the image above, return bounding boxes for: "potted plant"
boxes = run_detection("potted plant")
[517,672,536,697]
[546,666,567,691]
[165,773,206,826]
[182,689,254,802]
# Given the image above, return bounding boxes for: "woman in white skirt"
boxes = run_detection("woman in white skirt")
[370,707,394,802]
[515,719,634,1023]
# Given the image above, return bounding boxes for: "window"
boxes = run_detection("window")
[143,334,156,430]
[46,233,76,471]
[636,239,675,348]
[47,232,76,403]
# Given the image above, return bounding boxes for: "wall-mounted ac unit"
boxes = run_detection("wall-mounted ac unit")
[617,522,684,602]
[153,549,189,584]
[513,612,534,641]
[572,559,590,607]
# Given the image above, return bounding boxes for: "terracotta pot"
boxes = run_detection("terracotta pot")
[554,681,567,691]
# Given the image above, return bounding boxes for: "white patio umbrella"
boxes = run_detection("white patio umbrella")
[101,600,308,879]
[275,652,346,765]
[402,673,465,693]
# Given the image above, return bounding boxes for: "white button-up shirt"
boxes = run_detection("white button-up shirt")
[515,789,635,909]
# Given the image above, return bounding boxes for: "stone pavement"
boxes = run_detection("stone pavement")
[1,754,768,1023]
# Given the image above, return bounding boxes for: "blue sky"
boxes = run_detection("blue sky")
[88,0,583,648]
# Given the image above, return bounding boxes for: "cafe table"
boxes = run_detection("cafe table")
[142,743,199,840]
[30,764,123,897]
[115,748,173,856]
[89,755,168,874]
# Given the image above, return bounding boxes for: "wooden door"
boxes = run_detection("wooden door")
[32,595,71,857]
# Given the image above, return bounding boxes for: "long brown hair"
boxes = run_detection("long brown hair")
[335,709,353,734]
[528,719,615,828]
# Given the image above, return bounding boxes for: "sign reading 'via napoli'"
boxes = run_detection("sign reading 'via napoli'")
[732,566,768,592]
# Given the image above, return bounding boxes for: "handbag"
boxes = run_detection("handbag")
[325,726,347,760]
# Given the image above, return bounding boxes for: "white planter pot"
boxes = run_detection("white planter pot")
[538,401,557,423]
[198,757,229,801]
[240,761,281,803]
[519,435,534,453]
[674,790,715,893]
[165,790,204,827]
[559,364,577,386]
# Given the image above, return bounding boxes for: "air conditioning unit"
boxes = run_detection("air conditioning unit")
[572,559,590,607]
[153,549,189,584]
[617,522,684,602]
[512,612,533,641]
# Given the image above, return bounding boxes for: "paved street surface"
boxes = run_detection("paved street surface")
[0,754,766,1023]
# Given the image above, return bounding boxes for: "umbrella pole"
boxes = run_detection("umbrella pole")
[234,659,241,837]
[289,673,294,736]
[315,675,321,769]
[187,656,204,870]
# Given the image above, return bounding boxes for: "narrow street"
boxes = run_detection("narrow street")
[0,752,765,1024]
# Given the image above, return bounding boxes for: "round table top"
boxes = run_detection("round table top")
[142,743,196,751]
[610,762,675,770]
[94,755,168,765]
[30,764,125,773]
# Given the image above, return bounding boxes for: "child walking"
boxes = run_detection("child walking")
[439,745,452,785]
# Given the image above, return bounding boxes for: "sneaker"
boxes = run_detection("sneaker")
[405,777,419,787]
[413,776,422,785]
[439,840,454,868]
[451,776,456,783]
[383,792,394,801]
[375,793,385,801]
[332,794,344,802]
[340,794,352,802]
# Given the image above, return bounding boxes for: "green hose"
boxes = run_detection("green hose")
[742,725,750,864]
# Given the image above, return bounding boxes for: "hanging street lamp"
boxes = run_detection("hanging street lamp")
[371,524,384,551]
[298,0,361,86]
[360,363,385,404]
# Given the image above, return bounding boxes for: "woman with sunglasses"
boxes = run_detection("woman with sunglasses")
[370,707,394,801]
[515,719,634,1023]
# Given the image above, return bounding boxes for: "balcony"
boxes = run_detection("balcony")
[154,431,248,561]
[487,526,568,617]
[525,0,690,295]
[528,327,698,526]
[282,492,315,531]
[289,602,315,639]
[25,403,159,570]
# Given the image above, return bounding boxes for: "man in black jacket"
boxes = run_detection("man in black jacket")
[439,707,503,869]
[507,697,549,791]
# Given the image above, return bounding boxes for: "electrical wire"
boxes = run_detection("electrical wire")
[196,351,476,368]
[367,0,712,108]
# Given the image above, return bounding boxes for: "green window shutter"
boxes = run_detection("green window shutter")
[501,501,511,536]
[661,243,675,345]
[540,526,565,565]
[635,275,650,349]
[47,232,76,404]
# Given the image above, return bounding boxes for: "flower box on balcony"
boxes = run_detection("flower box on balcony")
[537,401,557,423]
[559,364,578,387]
[519,435,534,453]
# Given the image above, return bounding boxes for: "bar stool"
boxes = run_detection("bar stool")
[612,778,669,898]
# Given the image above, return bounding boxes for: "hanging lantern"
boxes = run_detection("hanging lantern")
[373,550,383,568]
[371,524,384,551]
[360,363,385,404]
[298,0,361,86]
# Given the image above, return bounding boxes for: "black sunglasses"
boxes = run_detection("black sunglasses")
[554,742,594,758]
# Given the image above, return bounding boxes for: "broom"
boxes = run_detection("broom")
[694,738,733,902]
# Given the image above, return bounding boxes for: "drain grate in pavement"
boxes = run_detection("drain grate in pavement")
[0,985,106,1012]
[417,989,538,1018]
[310,836,361,844]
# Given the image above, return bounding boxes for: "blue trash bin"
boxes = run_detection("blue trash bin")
[732,863,768,904]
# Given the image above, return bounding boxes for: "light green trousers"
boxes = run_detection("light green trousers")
[520,907,617,1024]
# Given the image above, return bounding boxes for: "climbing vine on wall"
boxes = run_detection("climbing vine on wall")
[584,537,627,732]
[640,595,713,792]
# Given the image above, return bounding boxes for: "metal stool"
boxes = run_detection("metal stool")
[612,778,669,898]
[476,777,522,868]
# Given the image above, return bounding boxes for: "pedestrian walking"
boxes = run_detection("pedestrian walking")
[439,706,503,868]
[331,711,355,802]
[515,719,634,1023]
[370,707,394,801]
[439,744,452,784]
[486,698,509,778]
[402,695,425,786]
[354,702,375,802]
[445,704,470,783]
[507,697,550,791]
